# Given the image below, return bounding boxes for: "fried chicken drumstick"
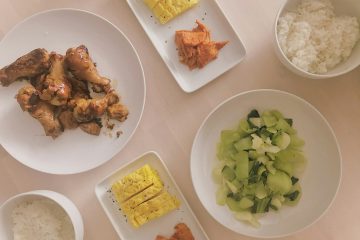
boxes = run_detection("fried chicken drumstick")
[65,45,110,86]
[16,85,63,139]
[0,48,50,86]
[38,53,71,106]
[1,45,129,138]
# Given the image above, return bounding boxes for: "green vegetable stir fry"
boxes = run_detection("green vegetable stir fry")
[213,109,307,227]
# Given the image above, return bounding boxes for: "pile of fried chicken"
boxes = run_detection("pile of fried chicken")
[156,223,194,240]
[0,45,128,139]
[175,20,229,70]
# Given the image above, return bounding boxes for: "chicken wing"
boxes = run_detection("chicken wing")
[155,236,170,240]
[58,110,78,130]
[16,85,63,139]
[65,45,110,86]
[39,53,71,106]
[107,103,129,122]
[68,75,90,100]
[72,91,119,122]
[0,48,50,86]
[79,121,102,136]
[91,83,112,94]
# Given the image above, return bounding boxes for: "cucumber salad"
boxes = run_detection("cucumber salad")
[213,109,307,227]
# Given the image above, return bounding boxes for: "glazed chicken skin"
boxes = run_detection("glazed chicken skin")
[68,75,90,100]
[107,103,129,122]
[155,223,194,240]
[38,53,71,106]
[16,85,63,139]
[1,45,129,139]
[65,45,110,86]
[175,20,228,69]
[71,91,120,123]
[58,110,78,130]
[0,48,50,86]
[79,121,102,135]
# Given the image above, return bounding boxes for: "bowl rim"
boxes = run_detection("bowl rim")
[274,0,360,79]
[190,88,342,238]
[0,190,84,239]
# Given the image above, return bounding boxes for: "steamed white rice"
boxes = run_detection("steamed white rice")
[277,0,360,74]
[11,199,75,240]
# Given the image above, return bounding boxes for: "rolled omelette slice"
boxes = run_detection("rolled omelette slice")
[144,0,199,24]
[144,0,159,9]
[120,174,163,214]
[129,191,181,228]
[111,164,162,203]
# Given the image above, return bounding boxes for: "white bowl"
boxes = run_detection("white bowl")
[191,89,342,238]
[0,190,84,240]
[274,0,360,79]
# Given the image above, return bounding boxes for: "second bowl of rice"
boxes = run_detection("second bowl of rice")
[274,0,360,79]
[0,190,84,240]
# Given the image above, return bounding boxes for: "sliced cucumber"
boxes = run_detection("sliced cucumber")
[222,166,236,181]
[251,134,263,150]
[252,196,271,213]
[249,117,263,128]
[276,118,296,134]
[234,137,253,151]
[216,186,228,205]
[226,180,238,194]
[262,115,278,127]
[273,132,291,150]
[270,110,284,119]
[238,119,256,134]
[235,211,260,228]
[212,164,224,184]
[284,183,302,206]
[255,182,268,199]
[248,150,258,160]
[238,197,254,209]
[226,197,241,211]
[215,109,306,228]
[267,171,292,194]
[233,151,249,179]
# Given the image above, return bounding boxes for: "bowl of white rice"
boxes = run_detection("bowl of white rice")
[0,190,84,240]
[274,0,360,79]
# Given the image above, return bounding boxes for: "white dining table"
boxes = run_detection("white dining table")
[0,0,359,239]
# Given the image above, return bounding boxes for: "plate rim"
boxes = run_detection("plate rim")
[0,8,147,175]
[126,0,247,93]
[94,150,210,240]
[190,88,342,238]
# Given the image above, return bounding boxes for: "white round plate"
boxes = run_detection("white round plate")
[0,9,145,174]
[191,89,341,238]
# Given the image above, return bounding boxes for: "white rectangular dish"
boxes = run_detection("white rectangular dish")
[127,0,246,92]
[95,151,209,240]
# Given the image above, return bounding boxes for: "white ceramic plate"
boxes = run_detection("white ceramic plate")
[95,151,209,240]
[0,9,145,174]
[191,89,342,238]
[127,0,246,92]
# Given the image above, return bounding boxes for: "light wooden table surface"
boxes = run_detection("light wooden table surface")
[0,0,359,239]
